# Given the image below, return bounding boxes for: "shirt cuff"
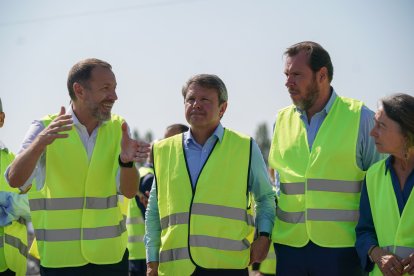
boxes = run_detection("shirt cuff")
[257,220,274,236]
[146,247,160,263]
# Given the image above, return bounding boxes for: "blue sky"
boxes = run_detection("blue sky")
[1,0,413,153]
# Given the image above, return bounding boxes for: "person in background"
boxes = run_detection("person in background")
[0,97,30,276]
[145,74,276,276]
[356,93,414,275]
[6,58,150,276]
[268,41,383,275]
[127,123,188,276]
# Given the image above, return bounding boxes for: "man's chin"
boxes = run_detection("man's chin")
[95,112,111,122]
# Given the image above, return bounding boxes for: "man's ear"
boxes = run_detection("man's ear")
[73,82,85,100]
[0,112,5,127]
[318,67,328,83]
[219,102,228,118]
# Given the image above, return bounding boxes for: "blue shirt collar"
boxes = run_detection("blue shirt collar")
[296,87,337,116]
[384,155,394,175]
[184,123,224,146]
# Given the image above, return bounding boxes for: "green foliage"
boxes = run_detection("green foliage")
[255,122,271,165]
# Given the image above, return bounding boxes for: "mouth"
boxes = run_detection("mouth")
[288,88,299,96]
[102,102,114,111]
[190,111,204,116]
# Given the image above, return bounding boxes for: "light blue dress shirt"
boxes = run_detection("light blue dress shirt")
[144,123,276,262]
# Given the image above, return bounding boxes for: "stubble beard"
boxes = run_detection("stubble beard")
[87,100,112,122]
[293,76,319,111]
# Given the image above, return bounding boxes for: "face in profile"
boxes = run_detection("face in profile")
[82,66,118,122]
[370,108,406,155]
[284,51,320,111]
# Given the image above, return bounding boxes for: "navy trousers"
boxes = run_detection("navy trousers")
[274,241,366,276]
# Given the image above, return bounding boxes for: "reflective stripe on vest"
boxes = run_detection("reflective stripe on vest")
[29,195,118,210]
[159,247,190,263]
[35,218,126,241]
[281,179,362,195]
[190,235,250,251]
[160,203,254,230]
[128,235,144,243]
[4,234,28,258]
[277,208,358,223]
[126,217,144,225]
[269,96,365,247]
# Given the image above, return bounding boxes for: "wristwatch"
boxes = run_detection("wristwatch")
[118,155,134,168]
[259,232,271,240]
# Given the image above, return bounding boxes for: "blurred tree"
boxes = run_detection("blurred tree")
[255,122,271,165]
[132,129,140,141]
[144,131,154,143]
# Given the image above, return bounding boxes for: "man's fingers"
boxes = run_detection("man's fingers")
[58,106,66,116]
[121,122,129,138]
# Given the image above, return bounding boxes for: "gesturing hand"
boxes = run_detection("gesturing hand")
[120,122,151,164]
[36,106,73,149]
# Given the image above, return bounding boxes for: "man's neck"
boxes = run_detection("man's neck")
[306,86,332,121]
[190,125,217,146]
[72,107,99,136]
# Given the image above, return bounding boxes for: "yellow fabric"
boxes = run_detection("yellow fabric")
[259,245,276,275]
[28,113,127,268]
[366,160,414,276]
[269,96,365,247]
[28,237,40,260]
[154,129,253,275]
[0,149,27,276]
[126,197,145,260]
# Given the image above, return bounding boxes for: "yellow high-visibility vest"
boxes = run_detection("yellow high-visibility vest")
[0,149,27,276]
[126,166,153,260]
[259,245,276,275]
[154,129,254,275]
[366,159,414,276]
[28,113,127,268]
[269,96,365,247]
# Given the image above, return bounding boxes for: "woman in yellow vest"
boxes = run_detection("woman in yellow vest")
[355,93,414,275]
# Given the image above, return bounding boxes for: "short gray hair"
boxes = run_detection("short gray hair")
[182,74,228,104]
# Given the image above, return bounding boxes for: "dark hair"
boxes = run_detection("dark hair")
[381,93,414,146]
[285,41,334,83]
[182,74,228,104]
[167,124,189,133]
[67,58,112,101]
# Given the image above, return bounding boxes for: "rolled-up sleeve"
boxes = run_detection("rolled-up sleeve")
[249,140,276,234]
[144,178,161,262]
